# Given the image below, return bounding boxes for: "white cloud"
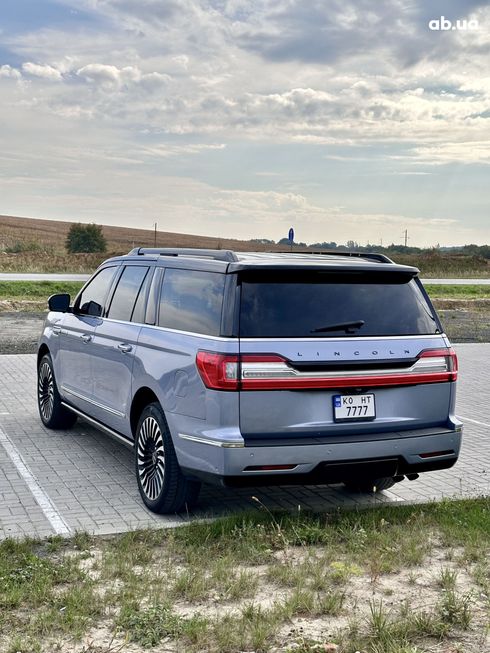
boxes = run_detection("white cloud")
[141,143,226,157]
[0,65,21,79]
[172,54,189,69]
[77,63,131,83]
[22,62,63,81]
[406,141,490,165]
[76,63,171,90]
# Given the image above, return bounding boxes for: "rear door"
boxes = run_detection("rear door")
[237,270,454,443]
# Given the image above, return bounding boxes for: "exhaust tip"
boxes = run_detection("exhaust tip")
[406,473,419,481]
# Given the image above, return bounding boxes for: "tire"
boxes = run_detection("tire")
[135,402,201,514]
[344,477,396,493]
[37,353,77,429]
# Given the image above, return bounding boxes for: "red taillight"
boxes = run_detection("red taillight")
[196,351,239,390]
[418,347,458,382]
[196,347,458,391]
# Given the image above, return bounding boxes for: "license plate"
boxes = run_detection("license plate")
[333,394,376,422]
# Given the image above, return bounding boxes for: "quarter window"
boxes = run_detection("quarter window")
[131,268,154,324]
[158,269,225,335]
[77,266,117,317]
[108,266,149,322]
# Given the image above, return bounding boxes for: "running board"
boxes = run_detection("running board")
[61,402,134,450]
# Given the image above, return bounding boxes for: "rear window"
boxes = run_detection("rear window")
[239,272,439,338]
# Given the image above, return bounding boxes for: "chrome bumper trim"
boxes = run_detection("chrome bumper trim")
[178,433,244,448]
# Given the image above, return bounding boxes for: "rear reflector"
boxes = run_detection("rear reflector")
[243,464,297,471]
[196,347,458,391]
[419,450,454,459]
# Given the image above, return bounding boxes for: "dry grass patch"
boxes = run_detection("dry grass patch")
[0,498,489,652]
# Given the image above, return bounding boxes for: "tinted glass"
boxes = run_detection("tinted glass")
[77,266,117,317]
[159,269,225,335]
[132,267,154,324]
[239,272,438,337]
[108,266,149,322]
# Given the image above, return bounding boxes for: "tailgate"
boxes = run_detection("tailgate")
[238,336,455,441]
[236,269,455,442]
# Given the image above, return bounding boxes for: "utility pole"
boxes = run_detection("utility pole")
[153,222,157,247]
[403,229,409,247]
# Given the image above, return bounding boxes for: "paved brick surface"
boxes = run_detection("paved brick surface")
[0,346,488,540]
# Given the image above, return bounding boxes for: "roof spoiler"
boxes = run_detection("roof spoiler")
[275,250,395,264]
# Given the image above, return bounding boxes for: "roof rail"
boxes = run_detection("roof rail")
[127,247,239,263]
[276,250,394,264]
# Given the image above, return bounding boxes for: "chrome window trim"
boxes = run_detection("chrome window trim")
[239,334,446,342]
[141,323,239,342]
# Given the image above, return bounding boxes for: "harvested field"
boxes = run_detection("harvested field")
[1,214,490,277]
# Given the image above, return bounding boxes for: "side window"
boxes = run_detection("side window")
[158,269,225,336]
[77,266,117,317]
[107,266,149,322]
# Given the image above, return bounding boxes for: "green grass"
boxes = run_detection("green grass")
[0,537,83,610]
[117,601,186,647]
[425,284,490,299]
[1,498,489,652]
[0,280,84,302]
[168,498,490,565]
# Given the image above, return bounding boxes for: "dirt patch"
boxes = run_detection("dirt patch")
[438,308,490,343]
[16,542,490,653]
[0,311,45,354]
[434,299,490,310]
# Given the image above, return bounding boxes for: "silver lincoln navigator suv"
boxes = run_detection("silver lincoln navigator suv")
[37,248,462,513]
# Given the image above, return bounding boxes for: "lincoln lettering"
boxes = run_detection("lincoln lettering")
[295,348,411,358]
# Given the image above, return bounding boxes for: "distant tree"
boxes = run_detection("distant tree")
[277,238,307,247]
[309,241,337,249]
[66,223,107,253]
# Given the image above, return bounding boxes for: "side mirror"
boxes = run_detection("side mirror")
[48,293,70,313]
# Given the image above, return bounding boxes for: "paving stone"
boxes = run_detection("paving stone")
[0,347,488,540]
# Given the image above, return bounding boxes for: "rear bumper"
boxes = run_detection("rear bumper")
[179,426,462,487]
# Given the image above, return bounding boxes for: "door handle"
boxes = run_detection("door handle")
[52,326,61,335]
[117,343,133,353]
[80,333,92,343]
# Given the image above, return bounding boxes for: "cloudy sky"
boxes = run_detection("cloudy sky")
[0,0,489,246]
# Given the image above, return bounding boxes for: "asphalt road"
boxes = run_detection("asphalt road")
[0,344,488,540]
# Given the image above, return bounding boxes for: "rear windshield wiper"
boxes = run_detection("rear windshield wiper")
[311,320,365,334]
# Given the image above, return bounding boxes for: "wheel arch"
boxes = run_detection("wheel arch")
[37,343,50,367]
[130,386,160,436]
